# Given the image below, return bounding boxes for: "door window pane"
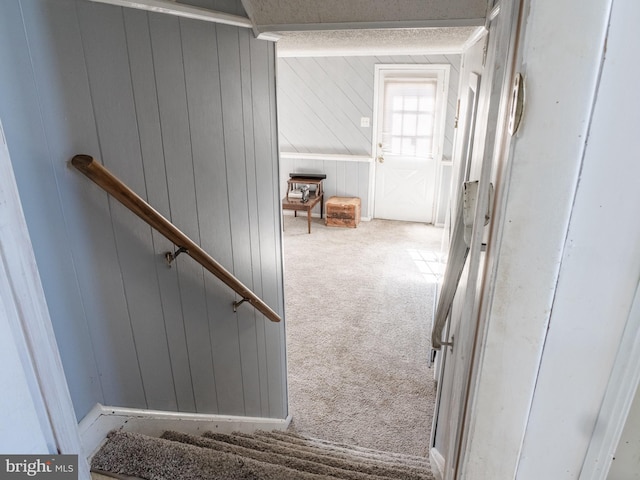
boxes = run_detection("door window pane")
[404,96,418,111]
[402,137,415,156]
[417,114,434,136]
[383,80,437,158]
[392,137,402,153]
[392,114,403,135]
[403,113,417,136]
[419,95,435,112]
[416,138,432,156]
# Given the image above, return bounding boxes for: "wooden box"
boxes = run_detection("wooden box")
[325,196,361,228]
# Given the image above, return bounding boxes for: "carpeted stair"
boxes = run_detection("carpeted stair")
[91,429,434,480]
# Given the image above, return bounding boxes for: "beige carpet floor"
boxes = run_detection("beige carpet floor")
[283,215,444,457]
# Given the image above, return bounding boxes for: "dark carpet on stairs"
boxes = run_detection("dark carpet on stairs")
[92,430,434,480]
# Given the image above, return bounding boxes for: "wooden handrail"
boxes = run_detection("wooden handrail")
[71,154,281,323]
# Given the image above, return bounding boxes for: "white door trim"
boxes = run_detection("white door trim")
[0,119,89,477]
[370,64,450,222]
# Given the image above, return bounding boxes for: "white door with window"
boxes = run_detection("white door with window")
[372,65,449,223]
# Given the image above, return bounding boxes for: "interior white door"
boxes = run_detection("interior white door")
[373,66,449,223]
[429,3,523,477]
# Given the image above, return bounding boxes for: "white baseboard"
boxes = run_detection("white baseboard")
[430,447,445,480]
[79,403,291,460]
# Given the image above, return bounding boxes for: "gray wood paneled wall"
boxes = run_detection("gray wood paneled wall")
[280,157,371,218]
[0,0,287,421]
[278,54,460,223]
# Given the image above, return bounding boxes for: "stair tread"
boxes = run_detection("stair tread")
[164,431,428,480]
[229,431,429,471]
[260,430,430,465]
[92,431,333,480]
[91,430,434,480]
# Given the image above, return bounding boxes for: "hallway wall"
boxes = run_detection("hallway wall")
[277,54,460,223]
[0,0,287,421]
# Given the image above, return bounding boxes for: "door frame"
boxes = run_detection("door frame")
[369,64,450,223]
[429,0,525,477]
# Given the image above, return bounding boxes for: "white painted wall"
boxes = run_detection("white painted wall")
[0,123,52,455]
[458,0,640,478]
[515,0,640,476]
[0,275,51,455]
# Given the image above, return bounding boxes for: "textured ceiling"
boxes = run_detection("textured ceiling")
[276,27,480,57]
[241,0,487,31]
[240,0,486,57]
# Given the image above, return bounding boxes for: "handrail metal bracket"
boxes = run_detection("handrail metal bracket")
[165,246,188,266]
[233,297,250,312]
[71,154,281,323]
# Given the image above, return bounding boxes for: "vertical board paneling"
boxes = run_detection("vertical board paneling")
[78,2,177,411]
[0,0,103,419]
[237,27,263,416]
[344,162,359,199]
[123,9,196,413]
[250,37,276,417]
[39,1,145,410]
[148,12,218,414]
[280,157,372,217]
[215,23,253,416]
[1,0,286,420]
[323,160,338,200]
[180,17,238,416]
[268,43,288,418]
